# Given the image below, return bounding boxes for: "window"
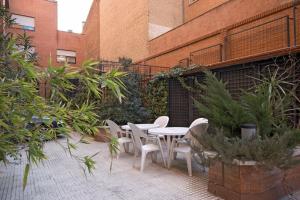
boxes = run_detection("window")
[57,50,76,64]
[11,14,35,31]
[15,45,36,61]
[189,0,199,5]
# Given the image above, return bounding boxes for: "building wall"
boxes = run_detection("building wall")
[82,0,100,61]
[149,0,184,40]
[183,0,229,22]
[141,0,295,68]
[8,0,84,68]
[57,31,84,67]
[8,0,58,67]
[98,0,149,62]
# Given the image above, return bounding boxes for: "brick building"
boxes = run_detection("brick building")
[3,0,84,68]
[83,0,300,71]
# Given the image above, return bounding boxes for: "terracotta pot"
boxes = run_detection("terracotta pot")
[94,126,110,142]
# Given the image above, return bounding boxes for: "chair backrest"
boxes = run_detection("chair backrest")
[128,123,147,150]
[154,116,169,128]
[185,122,209,140]
[189,118,208,128]
[106,120,122,138]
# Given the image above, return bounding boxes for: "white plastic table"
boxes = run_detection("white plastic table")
[121,124,160,131]
[148,127,189,156]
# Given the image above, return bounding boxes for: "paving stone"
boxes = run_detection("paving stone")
[0,137,219,200]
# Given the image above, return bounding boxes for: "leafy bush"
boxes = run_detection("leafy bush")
[143,67,188,121]
[0,5,126,188]
[97,72,149,124]
[187,67,300,168]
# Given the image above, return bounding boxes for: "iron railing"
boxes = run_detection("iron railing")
[98,60,169,87]
[226,16,290,60]
[190,44,222,66]
[187,14,298,67]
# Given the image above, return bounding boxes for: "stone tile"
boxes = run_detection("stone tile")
[0,138,219,200]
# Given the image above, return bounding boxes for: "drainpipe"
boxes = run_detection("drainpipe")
[293,0,297,47]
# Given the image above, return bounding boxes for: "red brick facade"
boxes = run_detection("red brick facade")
[6,0,84,68]
[83,0,300,69]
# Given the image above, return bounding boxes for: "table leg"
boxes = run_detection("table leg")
[167,136,171,158]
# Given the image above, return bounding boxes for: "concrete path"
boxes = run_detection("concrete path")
[0,136,220,200]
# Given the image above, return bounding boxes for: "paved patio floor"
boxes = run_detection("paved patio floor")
[0,136,220,200]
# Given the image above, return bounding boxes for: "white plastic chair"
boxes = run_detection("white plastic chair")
[106,120,132,158]
[154,116,169,128]
[128,123,166,172]
[168,121,209,176]
[153,116,169,145]
[189,118,208,128]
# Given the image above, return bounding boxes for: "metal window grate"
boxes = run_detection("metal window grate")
[226,16,290,60]
[190,44,222,66]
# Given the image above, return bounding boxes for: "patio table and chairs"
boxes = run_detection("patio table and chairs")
[148,118,208,176]
[106,117,209,176]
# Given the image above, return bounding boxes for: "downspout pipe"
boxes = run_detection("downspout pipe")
[293,0,297,47]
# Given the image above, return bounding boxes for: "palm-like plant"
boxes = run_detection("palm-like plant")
[0,5,126,189]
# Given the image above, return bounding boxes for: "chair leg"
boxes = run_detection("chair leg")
[157,139,166,167]
[133,149,138,168]
[123,143,127,153]
[140,150,147,172]
[186,153,192,177]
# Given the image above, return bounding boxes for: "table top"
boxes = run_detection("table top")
[148,127,189,136]
[121,124,160,131]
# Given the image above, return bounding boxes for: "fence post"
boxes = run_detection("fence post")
[286,16,291,47]
[221,30,228,61]
[293,2,297,47]
[188,77,194,124]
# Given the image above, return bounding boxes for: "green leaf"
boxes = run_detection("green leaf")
[23,164,30,191]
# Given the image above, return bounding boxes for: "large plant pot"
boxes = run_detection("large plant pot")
[208,160,285,200]
[94,126,110,142]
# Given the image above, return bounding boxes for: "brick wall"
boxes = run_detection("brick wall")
[8,0,58,67]
[8,0,84,68]
[149,0,183,40]
[140,0,297,68]
[99,0,149,62]
[183,0,229,22]
[82,0,100,61]
[57,31,84,67]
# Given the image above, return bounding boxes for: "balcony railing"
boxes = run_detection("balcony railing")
[187,12,300,67]
[190,44,222,66]
[225,16,290,60]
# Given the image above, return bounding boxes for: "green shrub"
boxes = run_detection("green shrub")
[97,72,149,124]
[186,68,300,168]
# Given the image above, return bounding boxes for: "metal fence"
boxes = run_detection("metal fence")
[186,13,299,67]
[99,60,170,87]
[190,44,222,66]
[168,54,300,127]
[225,16,290,60]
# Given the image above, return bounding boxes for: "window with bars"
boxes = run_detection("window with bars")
[56,50,76,64]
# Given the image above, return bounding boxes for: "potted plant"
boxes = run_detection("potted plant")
[188,68,300,200]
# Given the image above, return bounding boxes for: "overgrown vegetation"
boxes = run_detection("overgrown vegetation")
[180,60,300,168]
[0,6,125,189]
[144,67,188,121]
[97,72,149,124]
